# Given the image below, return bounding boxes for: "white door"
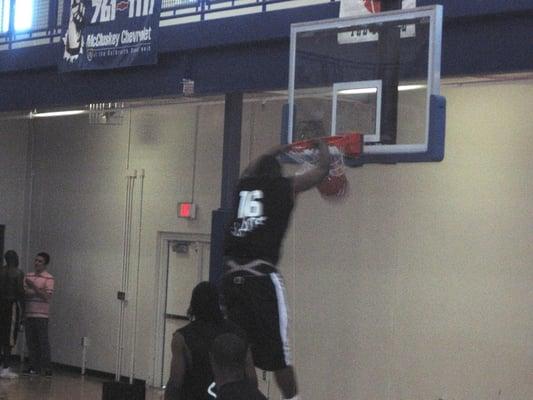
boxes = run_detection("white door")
[153,235,210,387]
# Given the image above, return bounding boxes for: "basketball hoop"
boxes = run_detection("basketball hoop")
[285,133,362,198]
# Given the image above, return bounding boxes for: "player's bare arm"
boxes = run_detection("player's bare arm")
[292,139,330,193]
[165,332,188,400]
[244,347,258,387]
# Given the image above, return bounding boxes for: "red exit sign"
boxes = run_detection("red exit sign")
[178,202,197,219]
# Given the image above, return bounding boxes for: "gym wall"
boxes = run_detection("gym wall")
[0,119,30,265]
[266,79,532,400]
[0,78,531,399]
[12,99,225,378]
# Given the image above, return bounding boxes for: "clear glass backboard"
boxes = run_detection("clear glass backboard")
[287,5,445,164]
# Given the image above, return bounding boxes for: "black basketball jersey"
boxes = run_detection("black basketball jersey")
[224,176,294,264]
[217,380,268,400]
[0,266,24,301]
[178,319,245,400]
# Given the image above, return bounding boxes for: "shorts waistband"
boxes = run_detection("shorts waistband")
[224,259,277,276]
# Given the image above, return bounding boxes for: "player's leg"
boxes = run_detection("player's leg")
[0,345,6,368]
[249,270,299,399]
[0,302,19,378]
[38,318,52,376]
[274,365,298,399]
[0,301,7,368]
[267,272,298,399]
[24,318,40,373]
[222,261,299,399]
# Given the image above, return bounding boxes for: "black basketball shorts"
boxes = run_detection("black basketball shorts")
[221,259,292,371]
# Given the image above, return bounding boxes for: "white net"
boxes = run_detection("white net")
[286,144,345,178]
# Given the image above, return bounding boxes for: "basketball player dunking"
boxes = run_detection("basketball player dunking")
[222,140,329,400]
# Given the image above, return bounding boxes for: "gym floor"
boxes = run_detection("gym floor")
[0,366,165,400]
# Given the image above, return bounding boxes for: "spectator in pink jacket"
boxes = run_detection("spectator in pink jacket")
[23,252,54,377]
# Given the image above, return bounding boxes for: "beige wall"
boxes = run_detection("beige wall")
[0,119,29,263]
[241,80,533,400]
[0,79,531,399]
[29,113,131,372]
[20,99,225,380]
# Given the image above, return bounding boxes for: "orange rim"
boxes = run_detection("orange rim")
[288,133,362,158]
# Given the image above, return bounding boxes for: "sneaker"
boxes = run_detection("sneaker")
[0,368,19,379]
[22,368,39,376]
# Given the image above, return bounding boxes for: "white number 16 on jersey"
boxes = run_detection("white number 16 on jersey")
[237,190,264,218]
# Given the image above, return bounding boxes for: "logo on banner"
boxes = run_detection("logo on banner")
[338,0,416,44]
[63,0,87,62]
[117,1,129,11]
[60,0,160,70]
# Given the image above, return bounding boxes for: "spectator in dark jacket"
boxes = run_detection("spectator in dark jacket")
[0,250,25,379]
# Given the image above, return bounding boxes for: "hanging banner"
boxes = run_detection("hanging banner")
[59,0,161,71]
[338,0,416,44]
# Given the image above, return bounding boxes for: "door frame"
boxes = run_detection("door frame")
[151,231,210,387]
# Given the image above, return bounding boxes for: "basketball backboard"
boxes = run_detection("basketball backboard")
[286,5,445,165]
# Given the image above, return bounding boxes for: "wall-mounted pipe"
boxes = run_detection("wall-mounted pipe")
[129,168,145,384]
[115,170,137,382]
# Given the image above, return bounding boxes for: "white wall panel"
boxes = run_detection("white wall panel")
[24,100,225,380]
[29,115,130,373]
[126,101,224,380]
[242,80,533,400]
[22,100,224,380]
[194,102,226,224]
[19,99,224,380]
[385,81,533,400]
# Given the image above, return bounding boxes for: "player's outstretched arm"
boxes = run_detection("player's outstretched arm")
[292,139,329,193]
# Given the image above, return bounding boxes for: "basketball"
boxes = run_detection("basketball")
[317,173,347,197]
